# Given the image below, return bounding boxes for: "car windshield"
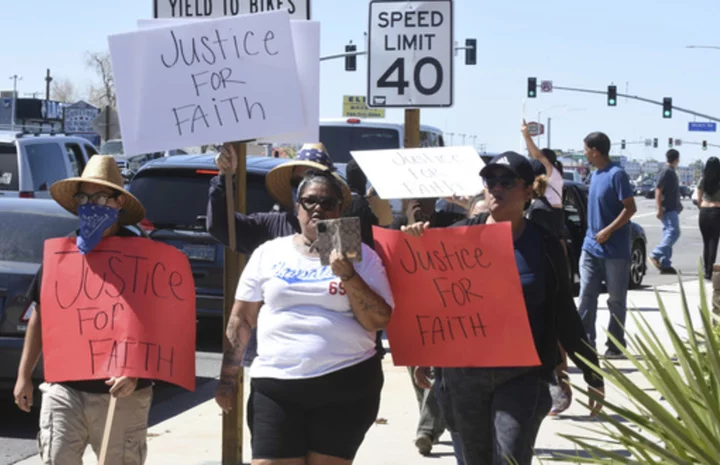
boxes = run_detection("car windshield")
[129,168,276,231]
[0,143,19,191]
[100,140,124,155]
[319,126,401,164]
[0,210,78,262]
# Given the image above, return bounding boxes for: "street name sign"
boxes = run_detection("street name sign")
[688,122,717,132]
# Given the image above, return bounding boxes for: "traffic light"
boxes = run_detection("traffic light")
[621,139,626,150]
[345,43,356,72]
[703,140,708,151]
[668,137,674,148]
[653,138,658,148]
[608,85,617,106]
[527,77,537,98]
[465,39,477,65]
[663,97,672,118]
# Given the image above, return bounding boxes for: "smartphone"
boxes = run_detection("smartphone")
[315,217,363,266]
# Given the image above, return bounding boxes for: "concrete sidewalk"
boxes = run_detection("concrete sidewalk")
[15,278,712,465]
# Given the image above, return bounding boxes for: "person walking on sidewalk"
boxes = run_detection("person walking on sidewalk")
[650,149,683,274]
[578,132,637,358]
[407,152,604,465]
[215,170,394,465]
[696,157,720,280]
[13,156,153,465]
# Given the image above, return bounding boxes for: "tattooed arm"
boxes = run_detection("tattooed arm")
[215,299,261,412]
[329,249,392,332]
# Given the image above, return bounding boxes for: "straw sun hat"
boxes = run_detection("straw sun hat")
[265,143,352,212]
[50,155,146,225]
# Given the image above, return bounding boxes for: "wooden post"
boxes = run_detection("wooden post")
[222,142,247,465]
[402,108,421,213]
[98,396,118,465]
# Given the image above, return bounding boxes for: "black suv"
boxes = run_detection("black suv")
[128,154,288,320]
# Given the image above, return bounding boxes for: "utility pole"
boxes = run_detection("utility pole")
[9,74,22,132]
[547,118,552,148]
[45,69,53,102]
[446,132,454,145]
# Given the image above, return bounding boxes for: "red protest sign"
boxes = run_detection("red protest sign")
[40,237,196,391]
[373,223,540,368]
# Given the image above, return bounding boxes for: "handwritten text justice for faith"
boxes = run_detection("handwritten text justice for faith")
[159,26,279,135]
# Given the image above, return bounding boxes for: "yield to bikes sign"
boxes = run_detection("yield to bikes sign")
[367,0,453,108]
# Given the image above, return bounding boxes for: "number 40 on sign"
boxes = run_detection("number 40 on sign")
[367,0,454,108]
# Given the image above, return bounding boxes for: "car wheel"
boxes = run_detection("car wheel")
[629,240,645,289]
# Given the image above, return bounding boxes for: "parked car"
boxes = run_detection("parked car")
[635,182,655,198]
[128,154,282,320]
[563,181,647,290]
[679,185,693,199]
[0,131,98,199]
[0,198,80,393]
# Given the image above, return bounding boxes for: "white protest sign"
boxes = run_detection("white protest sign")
[153,0,311,20]
[138,18,319,144]
[350,146,484,199]
[109,11,305,156]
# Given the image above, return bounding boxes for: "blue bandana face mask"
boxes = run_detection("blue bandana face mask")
[76,204,119,254]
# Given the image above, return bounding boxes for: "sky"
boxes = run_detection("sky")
[3,0,720,163]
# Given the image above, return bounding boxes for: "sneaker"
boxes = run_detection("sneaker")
[649,257,661,270]
[604,348,626,360]
[414,434,433,455]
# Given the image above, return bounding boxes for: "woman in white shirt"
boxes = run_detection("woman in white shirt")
[216,170,394,465]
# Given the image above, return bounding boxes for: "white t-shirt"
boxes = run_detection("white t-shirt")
[546,165,564,206]
[235,235,394,380]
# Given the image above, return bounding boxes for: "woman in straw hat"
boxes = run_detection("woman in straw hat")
[216,169,393,465]
[13,155,154,465]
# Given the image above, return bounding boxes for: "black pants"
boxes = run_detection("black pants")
[699,207,720,279]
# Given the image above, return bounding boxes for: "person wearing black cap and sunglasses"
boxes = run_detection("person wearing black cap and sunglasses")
[405,152,604,465]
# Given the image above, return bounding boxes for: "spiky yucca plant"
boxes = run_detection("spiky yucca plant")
[557,266,720,464]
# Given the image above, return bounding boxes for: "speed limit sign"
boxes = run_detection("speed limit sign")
[367,0,453,108]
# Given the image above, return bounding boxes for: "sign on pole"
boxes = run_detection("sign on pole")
[91,106,121,141]
[109,12,306,156]
[540,80,553,93]
[153,0,311,19]
[688,122,717,132]
[343,95,386,118]
[367,0,453,108]
[138,18,320,145]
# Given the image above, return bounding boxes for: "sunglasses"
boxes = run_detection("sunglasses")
[297,196,340,212]
[73,191,119,206]
[483,175,519,190]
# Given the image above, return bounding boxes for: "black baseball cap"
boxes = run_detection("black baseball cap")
[479,151,535,186]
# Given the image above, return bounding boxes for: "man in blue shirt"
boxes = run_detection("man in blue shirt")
[579,132,637,358]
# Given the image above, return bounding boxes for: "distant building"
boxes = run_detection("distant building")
[642,160,661,176]
[625,160,642,178]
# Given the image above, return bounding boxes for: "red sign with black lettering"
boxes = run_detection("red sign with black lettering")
[40,237,196,391]
[373,223,540,368]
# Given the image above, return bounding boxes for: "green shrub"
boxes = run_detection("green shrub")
[557,268,720,464]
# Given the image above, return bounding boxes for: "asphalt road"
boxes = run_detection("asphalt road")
[0,197,705,464]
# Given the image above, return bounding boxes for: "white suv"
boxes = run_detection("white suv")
[0,131,99,198]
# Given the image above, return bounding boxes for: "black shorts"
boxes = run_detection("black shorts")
[248,356,383,460]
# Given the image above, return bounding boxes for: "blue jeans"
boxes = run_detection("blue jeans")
[651,210,681,268]
[433,369,465,465]
[441,368,551,465]
[578,250,630,351]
